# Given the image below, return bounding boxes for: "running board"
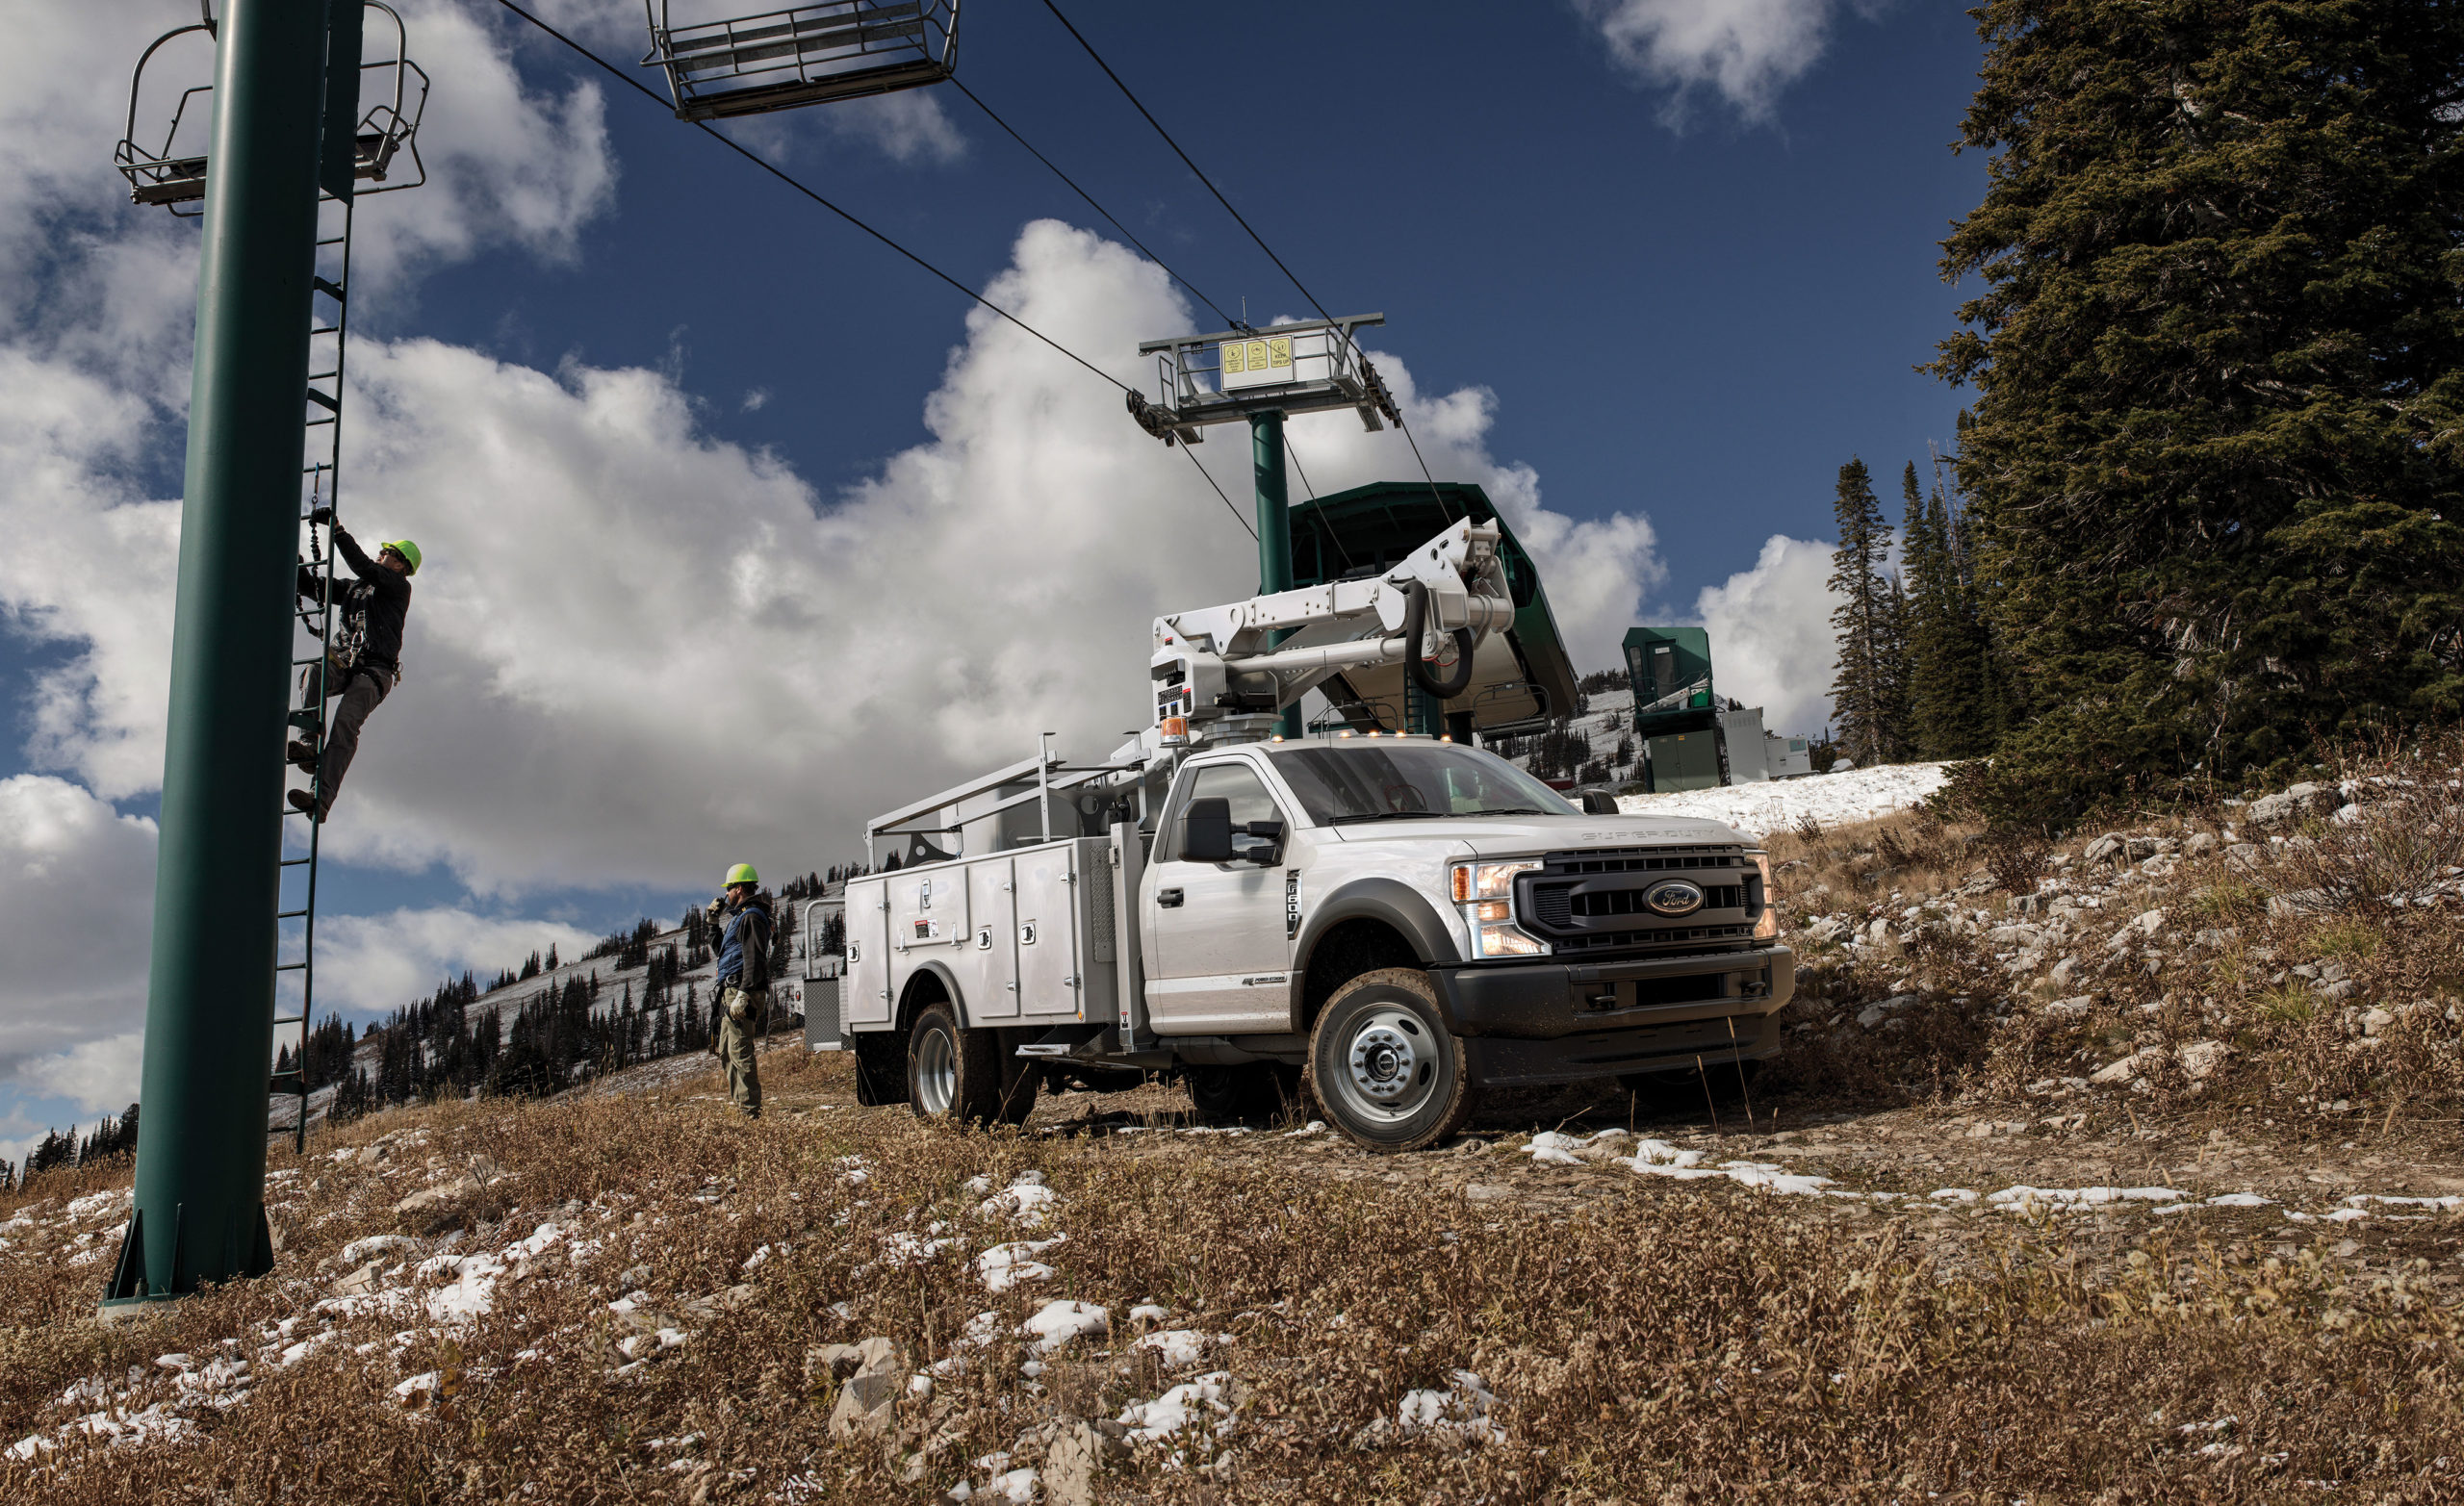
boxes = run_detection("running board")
[1015,1023,1113,1059]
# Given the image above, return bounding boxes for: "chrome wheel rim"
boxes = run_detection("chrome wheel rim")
[1336,1007,1437,1123]
[915,1024,956,1115]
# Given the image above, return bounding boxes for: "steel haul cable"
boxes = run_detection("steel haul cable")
[1039,0,1464,523]
[492,0,1256,540]
[946,76,1231,328]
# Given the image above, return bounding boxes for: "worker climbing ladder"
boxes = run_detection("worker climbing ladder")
[266,190,359,1152]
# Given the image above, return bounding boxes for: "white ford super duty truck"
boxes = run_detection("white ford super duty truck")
[812,522,1791,1151]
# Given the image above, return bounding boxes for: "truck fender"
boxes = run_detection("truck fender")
[1289,878,1462,1026]
[898,960,968,1031]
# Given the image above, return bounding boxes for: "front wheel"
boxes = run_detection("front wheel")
[1304,969,1477,1153]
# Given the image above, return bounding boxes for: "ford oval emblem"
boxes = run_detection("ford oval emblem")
[1644,879,1706,917]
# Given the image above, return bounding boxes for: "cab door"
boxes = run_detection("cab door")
[1142,757,1297,1034]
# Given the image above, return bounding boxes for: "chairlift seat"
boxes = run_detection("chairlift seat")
[123,132,404,209]
[116,6,427,215]
[642,0,960,121]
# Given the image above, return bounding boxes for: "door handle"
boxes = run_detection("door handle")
[1157,887,1184,907]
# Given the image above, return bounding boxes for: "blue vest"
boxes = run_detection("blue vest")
[715,901,770,984]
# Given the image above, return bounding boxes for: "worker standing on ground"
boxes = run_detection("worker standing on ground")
[290,506,418,822]
[705,864,772,1119]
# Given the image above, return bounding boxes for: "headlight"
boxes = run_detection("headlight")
[1451,860,1538,903]
[1749,850,1778,939]
[1450,860,1549,957]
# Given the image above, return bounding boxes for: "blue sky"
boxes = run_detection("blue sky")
[0,0,1988,1160]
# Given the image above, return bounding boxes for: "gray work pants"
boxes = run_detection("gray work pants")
[300,661,390,814]
[715,990,764,1116]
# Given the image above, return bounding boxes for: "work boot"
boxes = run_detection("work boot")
[286,738,318,772]
[287,787,325,823]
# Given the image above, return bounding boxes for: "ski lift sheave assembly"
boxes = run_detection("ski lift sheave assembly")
[641,0,961,121]
[116,1,430,216]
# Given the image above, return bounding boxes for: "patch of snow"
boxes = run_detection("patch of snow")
[1020,1299,1108,1352]
[1134,1330,1227,1370]
[977,1236,1066,1292]
[1396,1369,1502,1443]
[1616,761,1949,837]
[977,1173,1058,1227]
[1118,1371,1233,1443]
[1987,1186,2187,1213]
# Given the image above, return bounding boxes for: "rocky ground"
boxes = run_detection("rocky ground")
[4,753,2461,1503]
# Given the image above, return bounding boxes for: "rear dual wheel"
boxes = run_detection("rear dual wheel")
[906,1002,1037,1126]
[1304,969,1477,1153]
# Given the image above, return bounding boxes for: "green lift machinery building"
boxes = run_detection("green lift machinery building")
[1623,625,1813,791]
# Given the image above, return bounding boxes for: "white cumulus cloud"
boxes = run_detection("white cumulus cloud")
[1578,0,1877,123]
[1694,534,1837,737]
[0,776,158,1094]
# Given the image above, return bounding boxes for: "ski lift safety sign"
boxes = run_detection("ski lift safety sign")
[1221,333,1298,391]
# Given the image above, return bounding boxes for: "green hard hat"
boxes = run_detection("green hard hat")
[725,862,759,887]
[381,538,422,575]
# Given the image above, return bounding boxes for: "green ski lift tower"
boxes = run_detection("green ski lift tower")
[104,0,429,1310]
[1127,315,1403,736]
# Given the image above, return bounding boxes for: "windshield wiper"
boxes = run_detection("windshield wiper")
[1471,806,1556,817]
[1326,809,1440,825]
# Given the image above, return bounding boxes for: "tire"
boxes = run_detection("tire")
[1304,969,1477,1153]
[906,1003,1038,1126]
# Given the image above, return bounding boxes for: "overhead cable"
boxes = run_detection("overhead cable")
[946,76,1232,327]
[495,0,1124,396]
[1181,447,1257,540]
[1037,0,1461,523]
[493,1,1255,543]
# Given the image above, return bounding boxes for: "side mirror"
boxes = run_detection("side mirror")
[1580,791,1620,815]
[1181,797,1233,862]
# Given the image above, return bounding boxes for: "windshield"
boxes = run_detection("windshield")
[1269,741,1578,824]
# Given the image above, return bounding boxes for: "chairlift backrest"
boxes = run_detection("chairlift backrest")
[115,2,430,215]
[641,0,960,122]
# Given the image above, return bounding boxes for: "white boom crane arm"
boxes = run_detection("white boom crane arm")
[1148,517,1514,738]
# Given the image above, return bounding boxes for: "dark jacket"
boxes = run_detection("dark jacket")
[715,898,773,991]
[296,527,412,676]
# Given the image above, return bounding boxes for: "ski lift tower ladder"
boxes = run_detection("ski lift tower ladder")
[115,1,429,1155]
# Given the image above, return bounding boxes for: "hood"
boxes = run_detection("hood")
[1322,812,1748,858]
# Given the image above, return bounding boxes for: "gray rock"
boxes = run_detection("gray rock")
[2090,1050,2159,1085]
[827,1338,907,1438]
[2177,1040,2231,1081]
[2185,831,2218,855]
[2083,834,2125,863]
[2362,1008,2395,1036]
[1042,1421,1112,1506]
[2040,996,2095,1020]
[329,1260,386,1297]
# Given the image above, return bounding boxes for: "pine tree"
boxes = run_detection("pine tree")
[1934,0,2464,811]
[1827,457,1904,765]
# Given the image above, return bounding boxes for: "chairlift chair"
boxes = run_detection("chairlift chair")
[641,0,961,121]
[115,2,429,216]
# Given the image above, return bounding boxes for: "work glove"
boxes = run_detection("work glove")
[705,897,728,927]
[309,505,334,524]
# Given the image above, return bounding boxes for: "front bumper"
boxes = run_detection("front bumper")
[1427,946,1794,1087]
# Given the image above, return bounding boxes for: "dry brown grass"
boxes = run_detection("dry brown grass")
[3,1042,2461,1503]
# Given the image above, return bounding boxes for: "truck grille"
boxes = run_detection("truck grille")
[1518,846,1763,958]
